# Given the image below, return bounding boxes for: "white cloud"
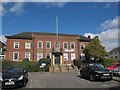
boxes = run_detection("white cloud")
[9,2,24,15]
[0,4,7,16]
[84,17,119,52]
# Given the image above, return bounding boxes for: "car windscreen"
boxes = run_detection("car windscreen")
[5,67,24,73]
[89,64,104,70]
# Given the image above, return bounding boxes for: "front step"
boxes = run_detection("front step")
[49,65,79,72]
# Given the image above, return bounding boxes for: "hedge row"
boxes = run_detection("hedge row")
[2,58,50,72]
[73,58,120,67]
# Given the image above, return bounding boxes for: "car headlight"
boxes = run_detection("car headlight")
[18,75,24,80]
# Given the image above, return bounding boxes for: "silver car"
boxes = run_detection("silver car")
[113,66,120,77]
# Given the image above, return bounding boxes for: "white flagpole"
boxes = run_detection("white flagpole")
[56,16,58,42]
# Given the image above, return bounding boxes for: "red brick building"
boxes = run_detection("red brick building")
[5,32,90,65]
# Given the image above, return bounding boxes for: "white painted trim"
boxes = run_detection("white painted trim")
[25,52,30,60]
[63,42,68,49]
[63,53,68,61]
[37,41,43,48]
[70,42,75,49]
[37,52,43,61]
[25,42,31,49]
[13,52,19,61]
[14,42,19,49]
[46,41,51,49]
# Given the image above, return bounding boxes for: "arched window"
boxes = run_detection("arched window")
[63,42,68,49]
[46,41,51,49]
[54,41,60,48]
[38,41,43,48]
[70,42,75,49]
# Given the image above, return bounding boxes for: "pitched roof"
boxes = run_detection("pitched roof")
[109,47,120,53]
[5,32,90,41]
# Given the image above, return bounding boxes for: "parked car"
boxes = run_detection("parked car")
[105,63,120,71]
[112,66,120,77]
[80,63,112,81]
[1,66,28,88]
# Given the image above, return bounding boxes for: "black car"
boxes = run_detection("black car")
[80,63,112,81]
[1,66,28,88]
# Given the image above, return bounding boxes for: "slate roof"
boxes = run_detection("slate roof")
[5,32,90,41]
[109,47,120,53]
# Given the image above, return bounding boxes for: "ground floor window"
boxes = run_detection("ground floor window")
[63,53,68,60]
[37,53,43,61]
[46,53,51,59]
[25,52,30,60]
[13,52,19,61]
[71,53,75,60]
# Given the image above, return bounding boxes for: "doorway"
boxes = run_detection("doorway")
[55,55,60,65]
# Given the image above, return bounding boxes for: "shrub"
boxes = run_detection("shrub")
[38,58,51,72]
[73,59,83,66]
[2,60,13,70]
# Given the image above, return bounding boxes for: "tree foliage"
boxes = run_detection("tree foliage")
[83,36,106,61]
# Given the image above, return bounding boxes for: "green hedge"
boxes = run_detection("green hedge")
[2,59,39,72]
[73,59,83,66]
[102,58,120,66]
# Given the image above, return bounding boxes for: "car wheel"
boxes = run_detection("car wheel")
[90,74,95,81]
[22,79,27,87]
[80,72,83,78]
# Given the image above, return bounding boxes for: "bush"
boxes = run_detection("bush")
[38,58,50,66]
[38,58,51,72]
[2,60,13,70]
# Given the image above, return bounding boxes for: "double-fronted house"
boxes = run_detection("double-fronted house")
[108,47,120,60]
[5,32,90,65]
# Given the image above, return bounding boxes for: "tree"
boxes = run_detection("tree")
[83,36,106,61]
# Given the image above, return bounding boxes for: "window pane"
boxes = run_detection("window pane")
[38,41,43,48]
[25,42,31,49]
[25,52,30,60]
[71,43,75,49]
[64,53,68,60]
[71,53,75,60]
[46,42,50,48]
[37,53,43,61]
[64,42,67,49]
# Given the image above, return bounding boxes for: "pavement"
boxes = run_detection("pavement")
[22,72,120,89]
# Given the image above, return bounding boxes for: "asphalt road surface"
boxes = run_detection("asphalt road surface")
[21,72,120,89]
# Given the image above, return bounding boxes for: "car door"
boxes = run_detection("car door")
[85,65,91,78]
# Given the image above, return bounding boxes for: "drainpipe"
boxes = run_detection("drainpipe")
[32,33,34,61]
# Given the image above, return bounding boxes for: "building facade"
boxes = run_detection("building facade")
[0,41,6,59]
[5,32,90,65]
[108,47,120,60]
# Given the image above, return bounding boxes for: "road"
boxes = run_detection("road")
[21,72,120,89]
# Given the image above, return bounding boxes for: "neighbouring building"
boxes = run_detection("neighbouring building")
[108,47,120,60]
[5,32,90,65]
[0,41,6,59]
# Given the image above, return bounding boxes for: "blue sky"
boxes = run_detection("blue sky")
[1,2,119,51]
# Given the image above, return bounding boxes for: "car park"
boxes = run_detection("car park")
[80,63,113,81]
[105,63,120,71]
[1,66,28,88]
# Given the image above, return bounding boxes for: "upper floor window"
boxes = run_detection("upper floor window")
[63,42,68,49]
[38,41,43,48]
[14,42,19,49]
[46,41,51,49]
[80,44,85,49]
[25,42,31,49]
[54,41,60,48]
[13,52,19,61]
[70,42,75,49]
